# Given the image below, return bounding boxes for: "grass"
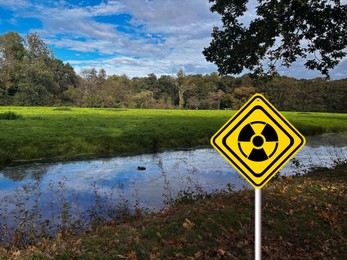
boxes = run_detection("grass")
[282,111,347,135]
[1,164,346,259]
[0,107,346,167]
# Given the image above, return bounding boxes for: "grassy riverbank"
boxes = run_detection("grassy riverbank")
[1,164,346,259]
[0,107,346,167]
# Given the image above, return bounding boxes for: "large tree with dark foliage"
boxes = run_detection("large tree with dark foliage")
[203,0,347,78]
[0,31,77,105]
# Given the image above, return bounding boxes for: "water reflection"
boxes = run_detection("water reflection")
[0,134,346,242]
[1,164,51,181]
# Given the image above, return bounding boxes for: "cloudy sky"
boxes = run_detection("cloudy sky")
[0,0,346,79]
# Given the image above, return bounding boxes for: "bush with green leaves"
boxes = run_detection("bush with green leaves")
[0,111,22,120]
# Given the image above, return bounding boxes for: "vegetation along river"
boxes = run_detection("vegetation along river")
[0,134,346,241]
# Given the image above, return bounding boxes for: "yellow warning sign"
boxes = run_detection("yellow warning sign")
[211,93,306,189]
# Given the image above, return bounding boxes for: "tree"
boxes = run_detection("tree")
[98,68,107,81]
[50,60,78,101]
[14,60,55,106]
[104,75,132,107]
[133,90,154,108]
[79,68,98,92]
[0,31,78,105]
[0,31,26,63]
[26,32,52,60]
[203,0,347,78]
[230,86,256,109]
[209,89,225,109]
[158,75,177,106]
[187,96,201,109]
[0,31,26,101]
[173,69,196,109]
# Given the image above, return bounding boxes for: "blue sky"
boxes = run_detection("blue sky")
[0,0,346,79]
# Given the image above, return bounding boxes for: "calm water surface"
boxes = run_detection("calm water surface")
[0,134,346,237]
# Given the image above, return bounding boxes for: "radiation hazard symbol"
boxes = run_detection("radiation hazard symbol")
[211,93,306,189]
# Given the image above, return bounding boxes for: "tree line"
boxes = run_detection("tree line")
[0,31,346,112]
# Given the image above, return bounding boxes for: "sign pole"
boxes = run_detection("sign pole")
[210,94,306,259]
[255,188,261,260]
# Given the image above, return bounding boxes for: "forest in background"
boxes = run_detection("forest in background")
[1,31,346,112]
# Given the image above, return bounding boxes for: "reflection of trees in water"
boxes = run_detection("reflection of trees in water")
[306,134,347,148]
[1,164,52,182]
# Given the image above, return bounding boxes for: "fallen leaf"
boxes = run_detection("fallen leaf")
[127,251,137,260]
[183,218,195,229]
[320,211,330,221]
[194,251,203,258]
[150,252,160,260]
[56,233,62,242]
[330,212,338,221]
[279,188,286,194]
[290,196,297,201]
[217,249,226,256]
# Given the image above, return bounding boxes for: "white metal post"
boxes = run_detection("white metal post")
[255,188,262,260]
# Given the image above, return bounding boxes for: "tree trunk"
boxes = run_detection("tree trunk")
[178,89,184,109]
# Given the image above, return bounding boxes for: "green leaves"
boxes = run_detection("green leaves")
[0,31,78,106]
[204,0,347,78]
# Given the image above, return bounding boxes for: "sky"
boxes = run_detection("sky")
[0,0,346,79]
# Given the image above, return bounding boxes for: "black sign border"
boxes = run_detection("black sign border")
[211,95,305,187]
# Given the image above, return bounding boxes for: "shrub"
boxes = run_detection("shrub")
[0,111,22,120]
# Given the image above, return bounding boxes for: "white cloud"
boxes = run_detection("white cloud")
[68,34,218,78]
[1,0,346,79]
[0,0,249,77]
[87,0,124,17]
[37,0,221,77]
[0,0,32,9]
[31,3,122,40]
[125,0,217,27]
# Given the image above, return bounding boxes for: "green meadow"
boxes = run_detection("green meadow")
[0,106,346,167]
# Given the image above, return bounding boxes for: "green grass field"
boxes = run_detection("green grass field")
[0,107,346,166]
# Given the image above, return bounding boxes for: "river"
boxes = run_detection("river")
[0,134,346,241]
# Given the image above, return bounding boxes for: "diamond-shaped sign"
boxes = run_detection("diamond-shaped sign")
[211,93,306,189]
